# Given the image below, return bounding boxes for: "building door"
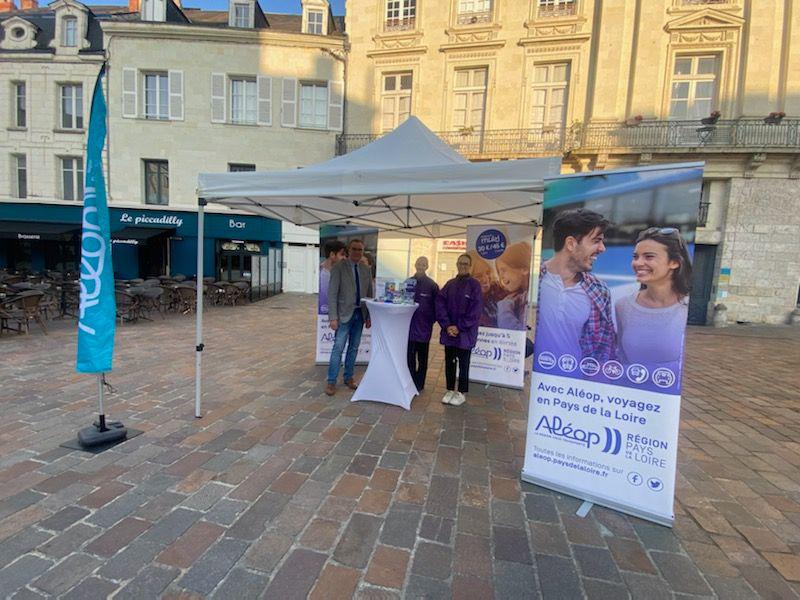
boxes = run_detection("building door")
[284,245,310,292]
[138,234,168,278]
[688,244,716,325]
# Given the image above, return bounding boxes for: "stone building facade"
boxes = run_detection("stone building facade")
[340,0,800,325]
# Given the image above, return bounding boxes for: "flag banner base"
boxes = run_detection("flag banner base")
[520,472,674,528]
[77,419,126,449]
[62,426,142,454]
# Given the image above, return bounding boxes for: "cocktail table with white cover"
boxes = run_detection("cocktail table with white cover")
[351,299,419,410]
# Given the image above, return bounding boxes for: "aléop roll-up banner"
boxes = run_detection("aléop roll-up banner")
[467,225,536,389]
[315,227,377,365]
[521,163,703,527]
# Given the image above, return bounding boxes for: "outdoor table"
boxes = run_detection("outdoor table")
[351,299,418,410]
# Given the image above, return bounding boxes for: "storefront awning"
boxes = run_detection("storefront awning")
[0,220,80,241]
[111,226,175,241]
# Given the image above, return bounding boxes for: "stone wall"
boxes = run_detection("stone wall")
[719,178,800,324]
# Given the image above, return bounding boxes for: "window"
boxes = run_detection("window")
[229,163,256,171]
[530,62,570,130]
[452,67,487,130]
[385,0,416,31]
[12,154,26,198]
[233,3,250,27]
[62,16,77,47]
[60,84,83,129]
[457,0,491,24]
[537,0,576,18]
[144,73,169,120]
[144,160,169,205]
[230,78,257,124]
[61,157,84,201]
[307,10,324,34]
[299,82,328,129]
[669,55,718,119]
[381,72,412,132]
[12,82,26,128]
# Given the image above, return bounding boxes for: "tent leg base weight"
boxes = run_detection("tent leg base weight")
[78,422,127,449]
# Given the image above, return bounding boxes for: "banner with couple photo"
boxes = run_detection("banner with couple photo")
[315,227,378,365]
[467,225,536,389]
[522,163,703,527]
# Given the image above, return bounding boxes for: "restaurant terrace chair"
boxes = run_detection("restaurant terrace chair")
[0,304,25,335]
[233,281,251,303]
[204,282,226,307]
[115,289,140,323]
[175,285,197,314]
[2,290,47,334]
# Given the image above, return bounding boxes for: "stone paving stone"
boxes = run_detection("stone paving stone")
[0,490,46,521]
[739,565,800,599]
[60,577,119,600]
[139,507,201,547]
[426,475,459,518]
[620,572,672,600]
[705,574,758,599]
[366,545,410,589]
[605,536,657,574]
[32,554,101,596]
[156,520,225,568]
[357,489,392,515]
[529,521,570,557]
[177,536,249,595]
[0,555,54,598]
[37,505,89,532]
[10,587,48,600]
[379,452,408,470]
[405,574,450,599]
[493,525,532,564]
[536,553,583,599]
[452,574,493,600]
[0,528,53,568]
[299,518,342,551]
[180,481,231,512]
[85,516,151,557]
[419,514,453,544]
[581,578,631,599]
[457,505,491,537]
[762,551,800,581]
[227,491,290,540]
[334,512,383,568]
[114,565,180,600]
[243,529,293,572]
[410,541,452,580]
[492,560,536,600]
[87,490,149,528]
[204,497,248,526]
[78,481,133,509]
[573,544,622,582]
[524,493,560,523]
[491,499,526,528]
[96,540,163,580]
[454,533,492,579]
[380,503,422,549]
[210,567,269,600]
[265,548,327,600]
[650,551,712,596]
[308,563,360,600]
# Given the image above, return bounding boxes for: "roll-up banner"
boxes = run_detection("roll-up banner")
[522,163,703,527]
[467,225,536,389]
[316,226,377,365]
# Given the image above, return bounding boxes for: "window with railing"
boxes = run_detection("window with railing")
[530,62,570,131]
[537,0,577,18]
[381,72,412,132]
[457,0,491,25]
[669,55,718,120]
[385,0,416,31]
[452,67,488,131]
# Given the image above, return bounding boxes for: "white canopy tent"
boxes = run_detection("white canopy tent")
[193,117,561,416]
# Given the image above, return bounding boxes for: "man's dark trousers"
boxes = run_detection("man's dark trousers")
[407,341,430,391]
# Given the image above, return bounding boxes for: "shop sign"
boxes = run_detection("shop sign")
[437,238,466,252]
[18,233,40,240]
[112,239,138,246]
[229,219,246,230]
[119,212,183,228]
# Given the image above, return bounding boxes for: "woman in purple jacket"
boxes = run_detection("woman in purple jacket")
[436,253,483,407]
[406,257,440,392]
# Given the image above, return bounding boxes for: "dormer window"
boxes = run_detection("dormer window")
[141,0,166,23]
[233,3,250,27]
[307,10,323,34]
[11,27,26,40]
[62,16,77,46]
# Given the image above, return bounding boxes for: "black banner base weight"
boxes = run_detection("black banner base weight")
[78,421,127,448]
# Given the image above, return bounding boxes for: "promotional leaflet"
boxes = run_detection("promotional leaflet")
[521,163,703,526]
[467,225,536,389]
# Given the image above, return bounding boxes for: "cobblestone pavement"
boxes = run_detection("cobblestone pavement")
[0,293,798,599]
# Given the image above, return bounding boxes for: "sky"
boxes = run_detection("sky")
[59,0,346,14]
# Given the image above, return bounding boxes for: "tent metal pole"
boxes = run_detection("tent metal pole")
[195,198,206,419]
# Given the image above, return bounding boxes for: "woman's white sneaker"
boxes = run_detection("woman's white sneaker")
[441,390,455,404]
[449,392,466,406]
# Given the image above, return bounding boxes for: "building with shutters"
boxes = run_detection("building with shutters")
[0,0,344,292]
[339,0,800,326]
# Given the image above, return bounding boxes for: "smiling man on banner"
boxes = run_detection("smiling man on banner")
[75,65,126,448]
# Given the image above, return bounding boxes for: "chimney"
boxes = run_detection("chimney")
[20,0,37,8]
[128,0,139,13]
[0,0,17,12]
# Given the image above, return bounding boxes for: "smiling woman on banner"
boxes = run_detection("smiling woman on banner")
[614,227,693,371]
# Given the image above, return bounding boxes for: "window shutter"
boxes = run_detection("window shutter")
[168,70,184,121]
[211,73,226,123]
[328,80,344,131]
[281,77,297,127]
[122,68,137,118]
[257,75,272,126]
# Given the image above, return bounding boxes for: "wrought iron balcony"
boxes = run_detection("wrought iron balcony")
[384,16,416,32]
[537,1,577,18]
[697,201,710,227]
[457,10,492,25]
[336,119,800,159]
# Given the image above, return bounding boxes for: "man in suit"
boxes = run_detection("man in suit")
[326,239,373,396]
